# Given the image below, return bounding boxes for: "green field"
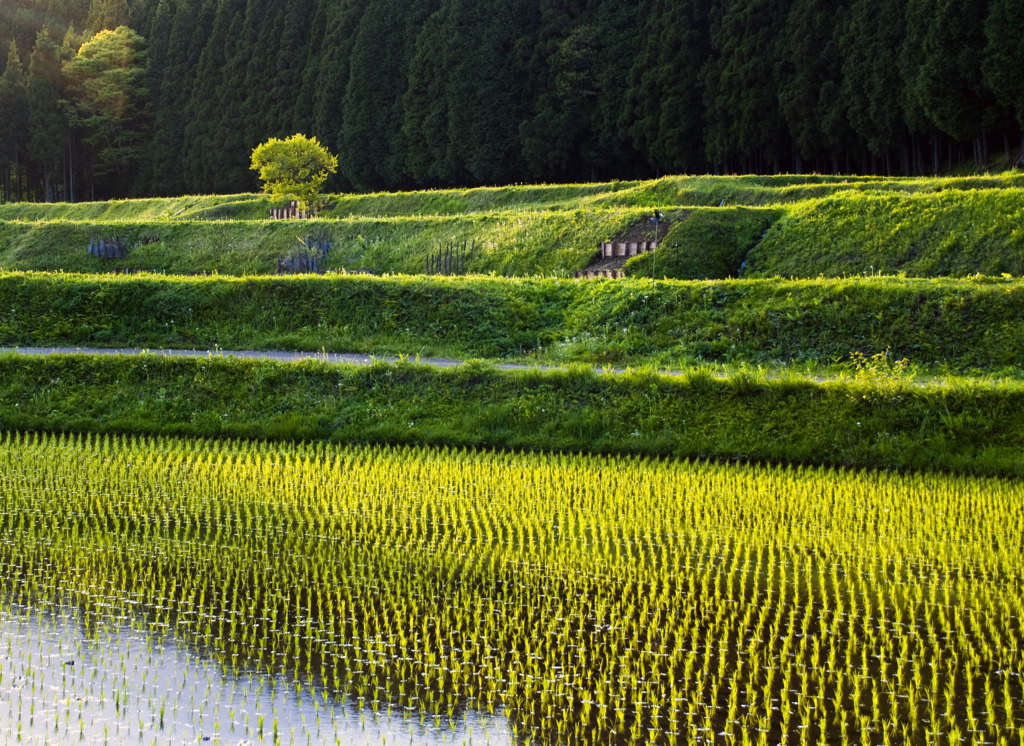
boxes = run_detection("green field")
[1,174,1023,279]
[2,271,1023,376]
[2,432,1021,745]
[2,174,1024,472]
[1,175,1023,744]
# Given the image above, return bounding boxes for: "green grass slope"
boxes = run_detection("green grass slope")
[745,189,1024,278]
[1,353,1021,477]
[3,271,1023,375]
[0,209,649,276]
[625,208,781,279]
[2,173,1022,221]
[3,174,1024,279]
[4,174,1024,473]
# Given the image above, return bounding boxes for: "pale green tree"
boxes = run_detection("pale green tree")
[63,26,148,179]
[250,133,338,214]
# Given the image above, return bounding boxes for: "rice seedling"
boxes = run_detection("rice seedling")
[0,431,1020,744]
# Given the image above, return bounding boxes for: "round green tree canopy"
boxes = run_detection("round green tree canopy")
[250,134,338,214]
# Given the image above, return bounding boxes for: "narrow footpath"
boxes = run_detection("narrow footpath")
[0,346,579,374]
[0,346,955,387]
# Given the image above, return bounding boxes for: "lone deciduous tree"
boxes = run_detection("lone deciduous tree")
[250,133,338,215]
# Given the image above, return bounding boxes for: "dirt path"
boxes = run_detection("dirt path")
[2,346,952,388]
[0,346,567,373]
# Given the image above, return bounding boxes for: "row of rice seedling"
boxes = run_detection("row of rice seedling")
[0,431,1021,744]
[0,594,505,745]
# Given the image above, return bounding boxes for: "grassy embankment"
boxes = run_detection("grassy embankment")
[1,173,1023,474]
[1,352,1022,477]
[1,271,1022,376]
[2,173,1023,278]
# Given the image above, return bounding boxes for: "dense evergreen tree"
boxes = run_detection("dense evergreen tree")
[406,0,526,185]
[401,2,450,185]
[289,0,328,138]
[774,0,848,171]
[85,0,129,32]
[915,0,995,158]
[517,0,592,180]
[306,0,369,190]
[3,0,1023,199]
[587,0,643,178]
[840,0,906,167]
[624,0,709,175]
[25,29,67,201]
[703,0,791,172]
[2,0,90,59]
[897,0,935,155]
[247,0,316,136]
[339,0,434,190]
[135,0,172,193]
[181,0,248,192]
[0,42,30,201]
[983,0,1024,161]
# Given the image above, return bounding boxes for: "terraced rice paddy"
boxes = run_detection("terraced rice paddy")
[0,432,1021,745]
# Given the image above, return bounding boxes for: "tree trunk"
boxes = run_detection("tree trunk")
[794,153,803,174]
[69,133,75,203]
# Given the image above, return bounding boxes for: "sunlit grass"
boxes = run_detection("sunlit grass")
[0,432,1021,744]
[2,172,1024,277]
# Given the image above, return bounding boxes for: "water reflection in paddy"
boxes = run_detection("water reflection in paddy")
[0,599,513,745]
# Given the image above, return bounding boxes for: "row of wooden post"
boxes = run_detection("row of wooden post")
[427,240,473,276]
[600,240,658,258]
[573,240,659,279]
[87,236,129,259]
[269,201,309,220]
[575,269,626,279]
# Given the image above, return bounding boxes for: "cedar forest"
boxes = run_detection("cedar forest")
[1,0,1023,203]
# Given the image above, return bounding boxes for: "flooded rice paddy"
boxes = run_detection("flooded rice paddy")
[0,599,511,745]
[0,431,1022,745]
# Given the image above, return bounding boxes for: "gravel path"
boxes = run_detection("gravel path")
[0,346,899,385]
[0,346,569,373]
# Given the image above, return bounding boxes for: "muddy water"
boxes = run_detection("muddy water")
[0,600,513,745]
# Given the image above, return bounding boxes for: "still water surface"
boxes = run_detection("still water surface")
[0,599,514,745]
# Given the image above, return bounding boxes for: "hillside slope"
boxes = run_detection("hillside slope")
[2,174,1023,279]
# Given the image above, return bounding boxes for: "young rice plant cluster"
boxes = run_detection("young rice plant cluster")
[0,432,1021,745]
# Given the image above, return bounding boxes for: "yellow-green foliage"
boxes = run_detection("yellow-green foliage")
[2,353,1024,475]
[625,207,780,279]
[746,189,1024,278]
[1,431,1021,744]
[0,209,645,276]
[250,134,338,213]
[3,174,1024,277]
[6,271,1024,374]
